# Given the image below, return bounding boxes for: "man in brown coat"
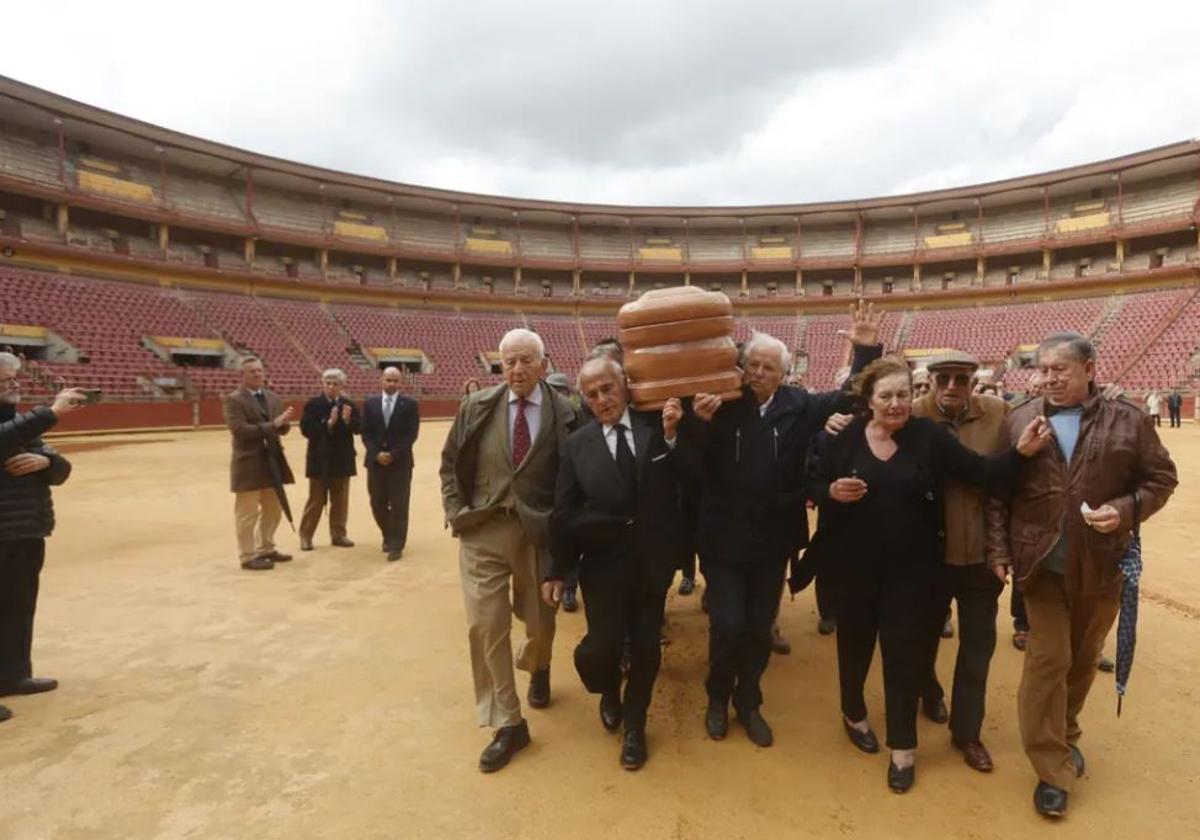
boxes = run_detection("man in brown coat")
[223,356,296,571]
[913,350,1009,772]
[440,329,583,773]
[987,332,1177,818]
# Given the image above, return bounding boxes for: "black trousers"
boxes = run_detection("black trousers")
[0,539,46,682]
[366,465,412,551]
[575,559,669,731]
[679,485,701,580]
[1152,414,1162,427]
[704,555,787,712]
[923,564,1004,743]
[836,566,933,750]
[815,571,836,621]
[1011,586,1029,632]
[1168,408,1182,428]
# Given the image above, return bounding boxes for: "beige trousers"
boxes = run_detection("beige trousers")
[234,489,283,563]
[1018,569,1121,790]
[458,513,557,729]
[299,477,350,542]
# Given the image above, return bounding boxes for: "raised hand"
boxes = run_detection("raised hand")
[662,397,682,440]
[837,299,882,347]
[50,387,88,417]
[692,392,722,422]
[274,405,295,429]
[1016,416,1052,456]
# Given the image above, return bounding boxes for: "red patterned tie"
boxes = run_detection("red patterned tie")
[511,397,531,467]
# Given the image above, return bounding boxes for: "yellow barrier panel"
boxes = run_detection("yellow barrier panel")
[1056,212,1110,234]
[152,336,226,351]
[751,245,794,260]
[466,238,513,255]
[368,347,426,358]
[924,231,973,248]
[903,347,954,358]
[338,210,369,221]
[78,156,121,174]
[334,220,389,242]
[78,170,154,203]
[0,324,48,339]
[638,246,682,261]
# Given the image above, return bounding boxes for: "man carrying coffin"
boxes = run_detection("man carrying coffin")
[542,355,699,769]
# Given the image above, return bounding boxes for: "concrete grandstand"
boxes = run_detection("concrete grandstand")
[0,75,1197,430]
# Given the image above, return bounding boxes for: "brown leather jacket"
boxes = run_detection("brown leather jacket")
[912,392,1008,566]
[985,392,1177,595]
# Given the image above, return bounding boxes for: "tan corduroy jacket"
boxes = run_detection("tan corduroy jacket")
[912,392,1009,566]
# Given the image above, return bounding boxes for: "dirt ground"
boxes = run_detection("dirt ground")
[0,421,1197,840]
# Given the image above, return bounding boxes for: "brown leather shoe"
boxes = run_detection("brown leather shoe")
[241,555,274,571]
[267,551,292,563]
[953,739,994,772]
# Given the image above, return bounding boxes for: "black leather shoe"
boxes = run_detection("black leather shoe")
[1097,655,1115,673]
[817,617,837,635]
[241,555,274,571]
[332,537,355,548]
[705,700,729,740]
[299,537,314,551]
[0,677,58,697]
[599,691,622,733]
[1070,744,1085,777]
[267,551,292,563]
[678,576,695,596]
[527,668,550,709]
[738,709,774,747]
[922,696,949,724]
[562,587,578,613]
[0,704,12,722]
[620,728,647,770]
[770,626,791,655]
[843,718,880,754]
[1034,781,1068,817]
[387,549,403,562]
[888,761,916,794]
[479,720,531,773]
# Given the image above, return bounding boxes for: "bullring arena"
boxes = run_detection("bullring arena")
[0,75,1198,839]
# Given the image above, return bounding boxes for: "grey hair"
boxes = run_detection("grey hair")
[576,354,624,391]
[0,352,21,372]
[322,368,348,384]
[499,328,545,361]
[1037,331,1096,364]
[744,331,791,372]
[238,355,262,368]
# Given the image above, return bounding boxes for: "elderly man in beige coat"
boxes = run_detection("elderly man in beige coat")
[440,329,583,773]
[223,356,295,571]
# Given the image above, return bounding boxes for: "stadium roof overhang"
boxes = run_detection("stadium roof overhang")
[2,75,1198,223]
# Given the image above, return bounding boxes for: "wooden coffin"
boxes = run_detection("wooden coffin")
[617,286,743,410]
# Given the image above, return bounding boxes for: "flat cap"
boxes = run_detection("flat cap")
[546,372,572,389]
[926,350,980,371]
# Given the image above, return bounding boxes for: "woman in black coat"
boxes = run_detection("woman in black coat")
[808,357,1049,793]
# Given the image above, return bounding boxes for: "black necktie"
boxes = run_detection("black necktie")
[254,391,268,412]
[615,422,637,498]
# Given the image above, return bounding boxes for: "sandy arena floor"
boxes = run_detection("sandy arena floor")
[0,421,1196,839]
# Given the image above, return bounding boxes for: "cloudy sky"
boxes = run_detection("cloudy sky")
[3,0,1199,206]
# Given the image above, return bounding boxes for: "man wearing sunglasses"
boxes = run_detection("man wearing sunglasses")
[912,350,1010,773]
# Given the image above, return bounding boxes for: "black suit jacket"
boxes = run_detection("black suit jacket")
[300,395,361,479]
[549,408,701,586]
[361,392,420,471]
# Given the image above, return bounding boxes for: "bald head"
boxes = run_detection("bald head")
[381,366,402,395]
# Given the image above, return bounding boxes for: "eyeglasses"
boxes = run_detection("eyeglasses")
[934,372,972,387]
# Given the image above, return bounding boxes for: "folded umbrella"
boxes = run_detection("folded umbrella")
[1115,493,1143,716]
[263,436,295,531]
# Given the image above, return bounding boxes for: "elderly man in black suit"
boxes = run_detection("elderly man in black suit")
[542,355,698,769]
[361,366,420,562]
[299,368,361,551]
[687,301,882,748]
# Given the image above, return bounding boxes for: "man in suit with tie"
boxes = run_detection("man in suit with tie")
[440,329,583,773]
[361,367,419,561]
[223,356,295,571]
[542,355,698,769]
[299,369,360,551]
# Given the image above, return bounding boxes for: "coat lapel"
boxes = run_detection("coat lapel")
[587,420,627,499]
[632,409,655,485]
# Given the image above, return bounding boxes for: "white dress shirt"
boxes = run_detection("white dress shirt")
[507,385,543,448]
[601,409,637,460]
[758,392,775,417]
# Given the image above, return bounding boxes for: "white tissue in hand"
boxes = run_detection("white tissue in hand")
[1080,502,1094,516]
